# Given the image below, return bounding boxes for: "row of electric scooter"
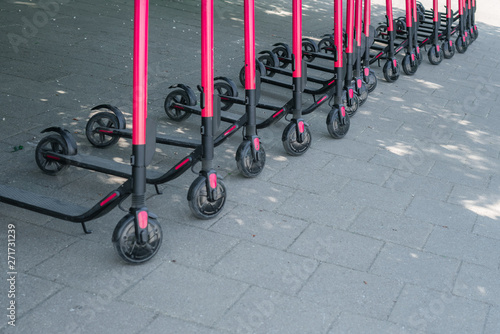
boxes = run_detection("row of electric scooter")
[0,0,478,263]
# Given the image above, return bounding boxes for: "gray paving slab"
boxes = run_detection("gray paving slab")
[215,286,337,334]
[349,207,434,249]
[369,243,461,292]
[485,306,500,334]
[453,262,500,306]
[211,241,318,294]
[328,312,416,334]
[120,262,249,326]
[389,284,489,334]
[288,223,383,271]
[298,262,404,320]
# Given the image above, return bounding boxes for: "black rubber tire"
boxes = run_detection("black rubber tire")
[302,39,317,62]
[456,36,467,53]
[282,122,312,156]
[326,107,350,139]
[86,112,121,148]
[318,37,336,55]
[35,134,70,175]
[235,140,266,178]
[188,175,226,219]
[214,81,235,111]
[272,45,290,68]
[164,89,192,121]
[343,90,359,117]
[383,60,399,82]
[442,40,455,59]
[365,69,378,92]
[112,214,162,264]
[428,45,443,65]
[257,53,276,77]
[402,54,418,75]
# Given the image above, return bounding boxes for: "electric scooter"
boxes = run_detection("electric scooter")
[0,0,162,264]
[66,0,228,219]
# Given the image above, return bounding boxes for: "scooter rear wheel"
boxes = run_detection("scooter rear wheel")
[236,140,266,177]
[35,134,70,175]
[164,89,192,121]
[402,54,418,75]
[282,122,312,156]
[326,107,350,139]
[383,60,399,82]
[112,214,162,264]
[86,112,121,148]
[214,81,236,111]
[428,45,443,65]
[188,175,226,219]
[302,39,317,62]
[272,45,291,68]
[318,37,336,55]
[257,53,276,77]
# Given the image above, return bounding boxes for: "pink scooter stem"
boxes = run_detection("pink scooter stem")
[201,0,214,117]
[386,0,394,32]
[132,0,148,146]
[355,0,363,48]
[346,0,355,54]
[334,0,343,68]
[244,0,256,89]
[293,0,302,78]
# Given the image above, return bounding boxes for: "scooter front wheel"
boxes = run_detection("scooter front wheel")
[188,176,226,219]
[282,122,312,156]
[365,69,378,92]
[112,214,162,264]
[343,90,359,117]
[456,36,467,54]
[86,112,121,148]
[326,107,350,139]
[236,140,266,177]
[442,40,455,59]
[35,134,70,175]
[383,60,399,82]
[272,44,291,68]
[402,54,418,75]
[428,45,443,65]
[164,89,192,121]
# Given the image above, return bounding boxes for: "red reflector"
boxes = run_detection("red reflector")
[393,59,397,68]
[224,125,237,136]
[100,192,118,207]
[349,89,354,99]
[99,130,113,134]
[209,174,217,189]
[364,68,369,76]
[357,79,362,89]
[175,158,190,170]
[272,109,284,118]
[298,121,304,133]
[46,155,60,161]
[436,45,440,52]
[253,137,260,151]
[411,54,415,61]
[449,40,453,46]
[138,211,148,229]
[341,106,346,117]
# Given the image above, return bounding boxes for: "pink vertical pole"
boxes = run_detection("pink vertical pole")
[346,0,354,54]
[355,0,363,47]
[201,0,214,117]
[434,0,439,22]
[244,0,256,89]
[386,0,394,31]
[364,0,371,36]
[293,0,302,78]
[132,0,148,146]
[447,0,451,18]
[406,0,413,28]
[334,0,343,68]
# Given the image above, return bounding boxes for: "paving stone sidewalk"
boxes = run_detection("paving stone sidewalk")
[0,0,499,333]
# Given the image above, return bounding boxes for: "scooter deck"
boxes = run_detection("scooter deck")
[46,152,164,182]
[0,184,88,217]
